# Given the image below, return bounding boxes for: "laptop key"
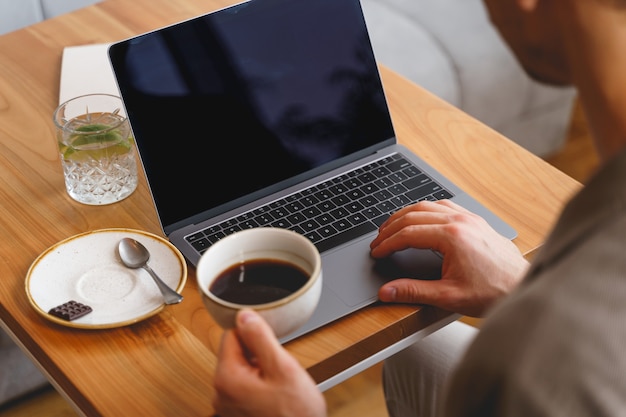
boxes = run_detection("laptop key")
[300,219,321,232]
[346,189,365,200]
[372,214,389,227]
[332,219,353,232]
[362,207,383,219]
[269,207,288,219]
[186,232,204,242]
[389,171,408,183]
[236,212,254,222]
[221,218,238,228]
[345,178,362,189]
[391,195,411,207]
[376,200,396,214]
[285,202,304,213]
[287,212,307,225]
[402,166,421,177]
[359,195,379,207]
[301,195,319,206]
[302,230,322,244]
[359,183,380,194]
[406,183,445,201]
[255,213,275,225]
[432,190,454,200]
[374,177,394,188]
[330,207,349,220]
[402,174,432,190]
[345,201,364,213]
[302,206,322,218]
[191,237,211,252]
[372,167,391,178]
[314,190,332,201]
[374,189,393,201]
[240,219,259,229]
[223,225,242,235]
[318,225,338,238]
[388,184,408,195]
[386,158,411,172]
[271,219,290,228]
[348,212,367,225]
[357,172,376,183]
[314,213,333,226]
[315,222,377,253]
[331,194,351,206]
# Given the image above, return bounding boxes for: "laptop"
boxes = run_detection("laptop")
[108,0,516,342]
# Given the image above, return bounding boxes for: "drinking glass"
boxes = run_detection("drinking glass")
[53,94,138,205]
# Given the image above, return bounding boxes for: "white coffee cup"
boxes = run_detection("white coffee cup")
[196,228,322,338]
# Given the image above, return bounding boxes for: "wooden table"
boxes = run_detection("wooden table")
[0,0,581,415]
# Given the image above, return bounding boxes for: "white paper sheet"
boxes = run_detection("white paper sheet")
[59,43,118,104]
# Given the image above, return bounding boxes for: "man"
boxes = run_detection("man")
[212,0,626,415]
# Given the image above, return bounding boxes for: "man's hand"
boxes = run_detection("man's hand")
[213,309,327,417]
[370,200,528,317]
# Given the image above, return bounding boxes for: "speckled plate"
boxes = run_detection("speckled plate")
[26,228,187,329]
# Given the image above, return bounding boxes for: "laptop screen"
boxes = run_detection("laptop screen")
[109,0,395,232]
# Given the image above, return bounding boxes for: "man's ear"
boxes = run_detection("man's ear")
[517,0,540,12]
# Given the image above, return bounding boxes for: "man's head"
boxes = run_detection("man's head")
[485,0,626,160]
[482,0,570,86]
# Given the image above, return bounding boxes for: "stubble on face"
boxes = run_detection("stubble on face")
[482,0,571,86]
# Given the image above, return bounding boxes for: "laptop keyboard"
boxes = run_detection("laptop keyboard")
[185,153,453,255]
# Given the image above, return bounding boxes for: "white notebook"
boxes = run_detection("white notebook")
[59,43,115,104]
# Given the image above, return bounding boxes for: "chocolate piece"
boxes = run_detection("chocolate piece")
[48,300,93,321]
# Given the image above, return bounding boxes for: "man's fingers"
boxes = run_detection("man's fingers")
[370,223,448,258]
[377,200,468,229]
[378,278,453,308]
[234,309,286,375]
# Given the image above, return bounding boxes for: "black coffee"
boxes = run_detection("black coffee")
[209,258,309,304]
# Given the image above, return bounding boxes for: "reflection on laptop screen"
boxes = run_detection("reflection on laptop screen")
[109,0,395,230]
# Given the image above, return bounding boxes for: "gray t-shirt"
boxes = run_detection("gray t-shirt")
[442,149,626,417]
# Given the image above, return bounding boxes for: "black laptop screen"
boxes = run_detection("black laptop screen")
[109,0,395,231]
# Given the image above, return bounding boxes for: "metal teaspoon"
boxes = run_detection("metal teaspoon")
[117,237,184,304]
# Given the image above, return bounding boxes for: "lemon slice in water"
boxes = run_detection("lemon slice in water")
[61,123,133,162]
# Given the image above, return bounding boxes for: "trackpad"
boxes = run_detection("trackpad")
[322,239,442,307]
[373,248,443,280]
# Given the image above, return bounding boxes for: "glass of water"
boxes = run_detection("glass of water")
[53,94,138,205]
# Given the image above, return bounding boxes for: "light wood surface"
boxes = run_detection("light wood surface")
[0,99,598,417]
[0,0,581,416]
